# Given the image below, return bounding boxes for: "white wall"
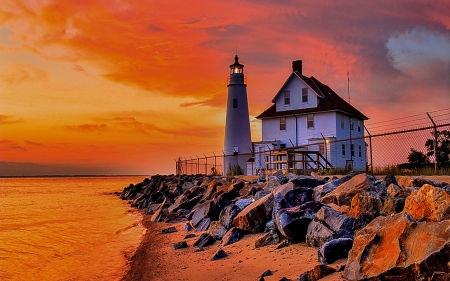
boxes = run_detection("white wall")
[274,76,318,112]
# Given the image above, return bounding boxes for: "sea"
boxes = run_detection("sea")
[0,176,148,281]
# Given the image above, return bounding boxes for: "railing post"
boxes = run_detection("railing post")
[321,133,328,169]
[427,113,438,172]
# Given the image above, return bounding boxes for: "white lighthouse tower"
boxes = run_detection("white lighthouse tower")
[224,55,252,176]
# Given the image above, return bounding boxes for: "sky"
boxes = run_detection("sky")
[0,0,449,176]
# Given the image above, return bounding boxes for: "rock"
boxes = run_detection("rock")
[255,230,280,248]
[387,183,410,198]
[235,198,253,211]
[273,201,324,242]
[313,171,359,201]
[222,227,245,246]
[191,200,217,227]
[344,213,450,280]
[182,222,194,231]
[397,176,448,189]
[290,175,326,188]
[272,182,295,198]
[443,184,450,195]
[195,217,211,232]
[320,173,376,206]
[182,181,194,191]
[306,206,354,247]
[184,233,196,239]
[261,178,280,191]
[254,190,271,200]
[298,264,337,281]
[283,187,313,207]
[325,203,350,214]
[381,174,397,188]
[352,211,378,232]
[349,192,382,218]
[232,193,274,233]
[161,226,177,234]
[403,184,450,222]
[219,204,241,229]
[172,241,188,249]
[275,240,291,250]
[203,180,218,200]
[318,238,353,264]
[211,248,227,261]
[208,221,228,240]
[264,220,275,232]
[150,198,167,222]
[380,197,405,216]
[193,233,215,248]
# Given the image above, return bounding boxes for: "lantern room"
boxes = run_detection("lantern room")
[230,55,244,74]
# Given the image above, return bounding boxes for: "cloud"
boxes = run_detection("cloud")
[0,114,22,124]
[180,93,226,108]
[0,63,49,86]
[66,124,108,132]
[0,140,26,151]
[24,140,43,146]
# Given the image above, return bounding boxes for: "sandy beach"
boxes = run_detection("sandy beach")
[122,214,346,281]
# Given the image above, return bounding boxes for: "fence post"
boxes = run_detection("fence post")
[427,113,438,172]
[364,126,374,175]
[321,133,328,169]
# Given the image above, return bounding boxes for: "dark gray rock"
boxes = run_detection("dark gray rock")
[290,175,326,188]
[219,204,241,229]
[254,190,271,200]
[161,226,177,234]
[211,248,227,261]
[191,200,217,227]
[235,198,253,211]
[182,222,194,231]
[193,233,215,248]
[222,227,245,246]
[172,241,188,249]
[195,217,211,232]
[381,174,397,188]
[208,221,228,240]
[315,206,355,238]
[273,201,324,242]
[232,193,274,233]
[255,230,279,248]
[318,238,353,264]
[184,233,196,239]
[284,187,313,207]
[305,220,335,247]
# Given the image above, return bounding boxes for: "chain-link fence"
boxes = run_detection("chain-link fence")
[176,110,450,175]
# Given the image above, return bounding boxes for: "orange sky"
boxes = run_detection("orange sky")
[1,0,449,175]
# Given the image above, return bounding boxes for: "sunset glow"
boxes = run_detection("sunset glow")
[1,1,449,175]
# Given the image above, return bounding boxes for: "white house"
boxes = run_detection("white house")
[253,60,369,174]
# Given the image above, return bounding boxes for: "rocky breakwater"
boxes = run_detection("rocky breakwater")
[120,172,450,280]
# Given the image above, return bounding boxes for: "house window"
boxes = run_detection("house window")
[280,143,286,149]
[233,98,238,108]
[358,145,362,157]
[350,119,354,131]
[342,144,345,156]
[341,116,345,129]
[319,143,325,155]
[302,88,308,103]
[280,117,286,130]
[351,144,354,157]
[307,114,314,129]
[358,121,361,132]
[284,90,290,105]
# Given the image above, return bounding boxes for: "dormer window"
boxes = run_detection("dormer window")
[284,90,290,105]
[302,88,308,103]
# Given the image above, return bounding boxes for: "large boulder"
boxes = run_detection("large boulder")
[306,206,354,247]
[320,173,376,207]
[403,184,450,222]
[219,204,241,229]
[273,201,324,242]
[344,213,450,280]
[203,180,218,200]
[191,200,218,227]
[397,176,448,189]
[232,193,274,233]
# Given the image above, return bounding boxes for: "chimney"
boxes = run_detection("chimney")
[292,60,302,75]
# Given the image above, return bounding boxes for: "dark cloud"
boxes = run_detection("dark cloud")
[0,115,22,125]
[147,23,163,32]
[66,124,108,132]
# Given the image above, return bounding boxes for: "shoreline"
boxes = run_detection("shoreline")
[120,174,450,281]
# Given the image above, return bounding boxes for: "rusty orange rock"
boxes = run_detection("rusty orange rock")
[403,184,450,222]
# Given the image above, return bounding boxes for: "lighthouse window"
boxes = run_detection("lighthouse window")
[233,98,238,108]
[302,88,308,103]
[359,145,362,157]
[280,117,286,130]
[284,90,290,105]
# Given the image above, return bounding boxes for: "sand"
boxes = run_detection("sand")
[122,215,345,281]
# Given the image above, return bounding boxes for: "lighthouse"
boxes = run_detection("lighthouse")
[224,55,252,175]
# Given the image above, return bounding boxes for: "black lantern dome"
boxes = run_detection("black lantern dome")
[230,55,244,74]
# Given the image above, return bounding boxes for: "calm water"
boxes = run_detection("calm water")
[0,176,147,281]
